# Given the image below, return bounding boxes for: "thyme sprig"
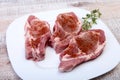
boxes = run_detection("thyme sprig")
[82,9,102,30]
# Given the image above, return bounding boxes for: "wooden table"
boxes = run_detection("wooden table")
[0,0,120,80]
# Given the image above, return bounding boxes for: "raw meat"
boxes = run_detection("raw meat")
[24,12,106,72]
[24,15,51,61]
[50,12,82,53]
[59,29,106,72]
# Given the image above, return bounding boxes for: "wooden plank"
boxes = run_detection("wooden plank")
[0,0,120,80]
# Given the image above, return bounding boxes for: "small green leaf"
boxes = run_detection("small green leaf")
[86,14,91,18]
[82,9,102,30]
[92,18,97,24]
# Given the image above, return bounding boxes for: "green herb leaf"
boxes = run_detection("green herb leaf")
[82,9,102,30]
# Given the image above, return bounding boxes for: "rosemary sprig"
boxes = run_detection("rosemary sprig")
[82,9,102,30]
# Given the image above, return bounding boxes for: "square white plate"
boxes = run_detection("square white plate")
[6,8,120,80]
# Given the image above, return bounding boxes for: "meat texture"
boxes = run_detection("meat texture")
[24,12,106,72]
[24,15,51,61]
[50,12,82,53]
[59,29,106,72]
[50,12,106,72]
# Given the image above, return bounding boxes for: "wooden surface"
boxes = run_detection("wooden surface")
[0,0,120,80]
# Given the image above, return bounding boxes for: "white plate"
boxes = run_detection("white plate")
[6,8,120,80]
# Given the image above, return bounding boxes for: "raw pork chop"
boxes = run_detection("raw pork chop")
[59,29,106,72]
[50,12,82,53]
[25,15,51,61]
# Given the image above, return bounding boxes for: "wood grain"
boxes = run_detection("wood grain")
[0,0,120,80]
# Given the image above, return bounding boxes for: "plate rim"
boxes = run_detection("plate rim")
[6,8,120,80]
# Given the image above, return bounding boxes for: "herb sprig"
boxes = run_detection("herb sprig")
[82,9,102,30]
